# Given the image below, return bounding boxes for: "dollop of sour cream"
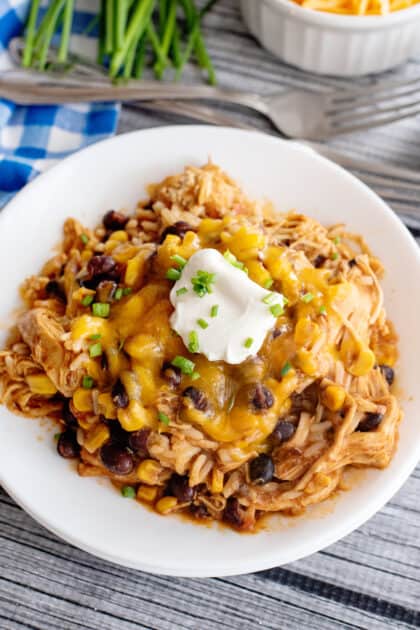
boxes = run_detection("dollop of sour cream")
[169,248,286,364]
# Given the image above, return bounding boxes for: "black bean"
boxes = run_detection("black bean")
[96,280,117,303]
[57,430,80,459]
[348,258,357,268]
[87,255,116,278]
[103,210,129,231]
[223,497,244,528]
[251,384,274,410]
[190,503,210,519]
[314,255,326,268]
[183,386,208,411]
[161,362,181,388]
[100,443,134,475]
[379,364,394,386]
[62,398,78,427]
[168,474,196,502]
[128,428,150,457]
[45,280,66,302]
[111,379,129,409]
[107,421,130,446]
[159,221,195,244]
[271,420,296,444]
[249,454,275,485]
[357,412,384,432]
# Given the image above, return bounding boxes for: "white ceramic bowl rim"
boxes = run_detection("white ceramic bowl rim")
[265,0,420,29]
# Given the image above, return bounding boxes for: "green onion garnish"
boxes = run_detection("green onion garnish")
[264,278,274,289]
[171,254,187,268]
[333,236,341,245]
[166,268,182,281]
[319,305,327,315]
[121,486,136,499]
[262,292,276,305]
[244,337,254,349]
[54,432,61,441]
[210,304,219,317]
[331,252,339,261]
[89,342,102,358]
[191,270,215,297]
[80,233,89,245]
[176,287,188,296]
[188,330,199,353]
[114,288,123,301]
[281,361,292,377]
[158,411,170,426]
[89,334,101,341]
[122,287,132,296]
[92,302,110,318]
[301,292,314,304]
[81,295,94,307]
[197,318,208,329]
[191,371,200,381]
[171,356,195,375]
[82,375,94,389]
[270,304,284,317]
[223,250,248,273]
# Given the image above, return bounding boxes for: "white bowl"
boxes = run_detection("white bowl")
[1,126,420,577]
[241,0,420,76]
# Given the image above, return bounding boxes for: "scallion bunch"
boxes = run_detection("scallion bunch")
[22,0,218,84]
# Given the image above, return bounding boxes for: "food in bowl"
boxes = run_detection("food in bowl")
[292,0,419,15]
[0,163,401,531]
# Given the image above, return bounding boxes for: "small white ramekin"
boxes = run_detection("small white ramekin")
[240,0,420,76]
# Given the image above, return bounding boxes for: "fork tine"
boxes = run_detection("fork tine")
[329,75,420,106]
[329,103,420,136]
[330,96,420,125]
[329,83,420,116]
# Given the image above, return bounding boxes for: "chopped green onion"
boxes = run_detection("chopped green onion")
[331,252,339,261]
[333,236,341,245]
[166,268,182,281]
[264,278,274,289]
[191,371,200,381]
[281,361,292,377]
[191,270,215,297]
[89,334,102,341]
[262,292,276,305]
[54,432,61,441]
[244,337,254,349]
[122,287,132,296]
[197,318,208,329]
[121,486,136,499]
[82,375,95,389]
[171,254,187,268]
[188,330,199,353]
[223,250,247,273]
[210,304,219,317]
[158,411,170,426]
[270,304,284,318]
[81,294,94,307]
[89,342,103,358]
[176,287,188,296]
[171,355,195,375]
[319,305,327,315]
[114,287,123,300]
[301,292,314,304]
[80,233,89,245]
[92,302,110,318]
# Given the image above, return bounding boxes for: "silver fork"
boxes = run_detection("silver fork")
[2,69,420,140]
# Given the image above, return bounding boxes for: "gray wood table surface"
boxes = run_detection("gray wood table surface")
[2,2,420,628]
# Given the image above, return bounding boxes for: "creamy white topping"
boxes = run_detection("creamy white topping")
[169,248,286,364]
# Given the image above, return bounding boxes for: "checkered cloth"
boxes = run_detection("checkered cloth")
[0,0,119,207]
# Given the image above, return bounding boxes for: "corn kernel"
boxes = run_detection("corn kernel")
[322,385,346,411]
[124,250,149,287]
[98,392,117,419]
[348,348,376,377]
[73,387,93,412]
[125,334,159,361]
[294,318,319,347]
[81,249,93,262]
[137,459,163,484]
[296,349,318,376]
[246,260,271,286]
[118,400,154,432]
[110,230,128,243]
[315,473,331,488]
[26,373,57,396]
[131,365,157,405]
[155,496,178,514]
[211,469,224,494]
[137,485,159,502]
[112,244,140,263]
[84,424,111,454]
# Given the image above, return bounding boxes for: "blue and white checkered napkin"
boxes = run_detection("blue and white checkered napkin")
[0,0,119,207]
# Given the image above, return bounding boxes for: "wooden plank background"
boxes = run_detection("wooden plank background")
[1,1,420,628]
